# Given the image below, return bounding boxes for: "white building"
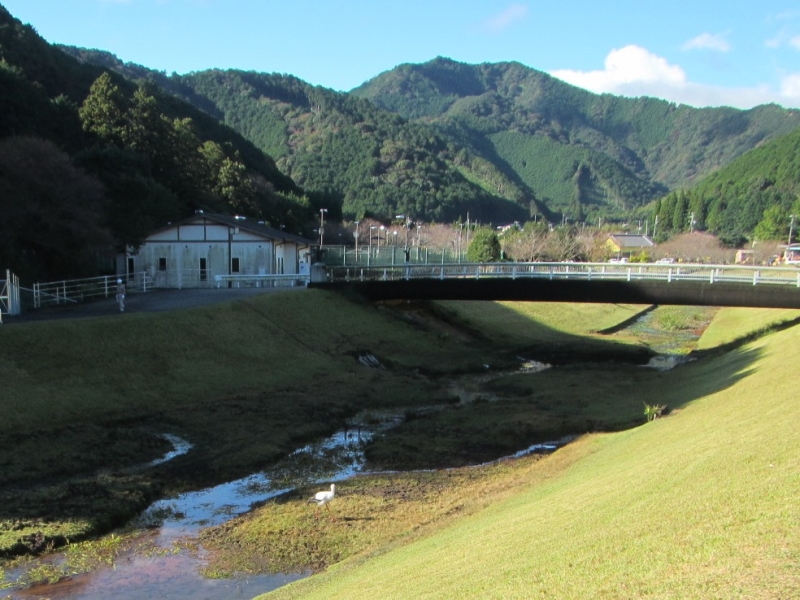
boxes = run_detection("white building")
[125,212,315,288]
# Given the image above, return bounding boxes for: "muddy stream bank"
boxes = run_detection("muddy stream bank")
[4,378,569,600]
[4,309,704,599]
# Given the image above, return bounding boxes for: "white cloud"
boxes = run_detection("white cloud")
[483,4,528,34]
[790,35,800,50]
[682,32,731,52]
[550,45,800,109]
[551,45,685,93]
[766,28,792,48]
[782,73,800,97]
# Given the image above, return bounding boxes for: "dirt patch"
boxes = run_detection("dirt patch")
[378,300,479,343]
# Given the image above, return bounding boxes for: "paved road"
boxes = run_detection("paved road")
[2,286,306,324]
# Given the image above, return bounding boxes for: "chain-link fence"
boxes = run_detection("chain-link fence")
[319,245,465,267]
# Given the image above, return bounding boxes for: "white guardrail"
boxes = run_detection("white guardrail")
[326,262,800,288]
[29,271,310,309]
[213,273,309,288]
[32,273,154,308]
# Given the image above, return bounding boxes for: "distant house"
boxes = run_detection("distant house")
[123,212,315,288]
[605,234,654,260]
[784,244,800,264]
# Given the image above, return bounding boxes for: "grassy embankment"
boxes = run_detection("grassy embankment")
[252,306,800,599]
[0,291,651,561]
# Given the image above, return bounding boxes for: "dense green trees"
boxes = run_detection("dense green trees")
[159,69,530,224]
[466,229,501,262]
[58,44,800,242]
[648,127,800,245]
[352,57,800,223]
[77,74,257,218]
[4,0,800,280]
[0,6,316,279]
[0,137,112,278]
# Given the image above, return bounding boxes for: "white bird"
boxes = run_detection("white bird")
[307,483,336,514]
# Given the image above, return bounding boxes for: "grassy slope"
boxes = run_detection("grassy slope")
[0,295,645,433]
[0,293,643,555]
[0,291,500,436]
[696,307,800,350]
[263,310,799,599]
[435,301,648,343]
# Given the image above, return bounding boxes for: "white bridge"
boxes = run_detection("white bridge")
[316,262,800,309]
[326,262,800,287]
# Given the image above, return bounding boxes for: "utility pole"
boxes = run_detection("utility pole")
[319,208,327,247]
[789,214,797,245]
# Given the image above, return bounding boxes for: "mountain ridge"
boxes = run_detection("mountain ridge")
[61,47,800,224]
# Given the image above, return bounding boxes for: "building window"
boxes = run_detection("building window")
[199,258,207,282]
[158,257,167,271]
[231,257,240,273]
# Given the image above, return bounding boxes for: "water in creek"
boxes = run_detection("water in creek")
[6,422,381,600]
[6,310,701,599]
[614,306,714,370]
[5,400,566,600]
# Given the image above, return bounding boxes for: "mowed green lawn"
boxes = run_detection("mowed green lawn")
[0,291,649,557]
[262,308,800,600]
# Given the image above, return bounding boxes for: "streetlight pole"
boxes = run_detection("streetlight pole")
[789,214,797,246]
[369,226,376,256]
[396,214,411,251]
[318,208,327,247]
[354,220,360,257]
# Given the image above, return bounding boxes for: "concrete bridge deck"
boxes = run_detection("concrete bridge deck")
[313,262,800,309]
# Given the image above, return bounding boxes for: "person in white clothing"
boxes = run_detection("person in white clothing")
[115,279,126,312]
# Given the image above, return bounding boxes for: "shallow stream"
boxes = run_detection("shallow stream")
[5,309,703,599]
[6,397,566,599]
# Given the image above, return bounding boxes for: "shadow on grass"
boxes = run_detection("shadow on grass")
[363,301,766,471]
[0,294,767,562]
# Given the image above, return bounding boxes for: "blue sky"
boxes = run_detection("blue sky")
[4,0,800,109]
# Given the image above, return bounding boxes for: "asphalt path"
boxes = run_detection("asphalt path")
[2,286,307,325]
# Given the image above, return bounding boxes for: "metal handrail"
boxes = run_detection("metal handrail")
[326,262,800,288]
[213,273,310,288]
[32,272,153,308]
[0,270,21,323]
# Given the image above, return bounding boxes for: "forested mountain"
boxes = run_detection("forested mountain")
[0,5,313,280]
[60,49,532,224]
[649,127,800,245]
[64,49,800,228]
[4,0,800,281]
[352,58,800,222]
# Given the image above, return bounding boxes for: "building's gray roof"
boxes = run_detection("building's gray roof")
[608,234,655,248]
[153,212,315,246]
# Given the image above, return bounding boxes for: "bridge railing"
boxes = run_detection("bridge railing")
[326,262,800,288]
[213,273,309,288]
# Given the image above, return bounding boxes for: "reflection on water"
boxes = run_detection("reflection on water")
[644,354,693,371]
[7,420,386,600]
[13,551,305,600]
[7,396,568,600]
[140,426,378,542]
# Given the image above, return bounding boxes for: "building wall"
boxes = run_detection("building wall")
[129,221,308,287]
